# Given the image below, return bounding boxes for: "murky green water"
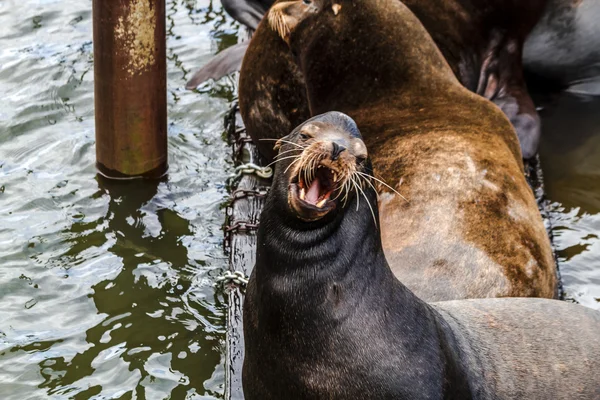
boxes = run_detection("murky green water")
[1,0,599,398]
[0,0,238,398]
[538,92,600,310]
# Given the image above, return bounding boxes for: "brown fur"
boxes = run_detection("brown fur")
[249,0,557,300]
[240,0,547,160]
[239,13,309,162]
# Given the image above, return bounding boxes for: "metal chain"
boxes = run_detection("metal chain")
[224,221,260,233]
[223,220,260,251]
[231,188,269,200]
[234,163,273,179]
[216,270,249,288]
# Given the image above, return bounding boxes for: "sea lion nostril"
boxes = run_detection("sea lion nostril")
[331,142,346,161]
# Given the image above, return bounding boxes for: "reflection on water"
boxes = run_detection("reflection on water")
[0,0,238,398]
[538,92,600,310]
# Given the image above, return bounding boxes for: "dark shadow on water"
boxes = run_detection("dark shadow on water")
[536,92,600,213]
[40,176,224,398]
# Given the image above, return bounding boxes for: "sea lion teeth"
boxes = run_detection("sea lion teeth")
[316,198,327,208]
[300,187,306,200]
[333,172,338,182]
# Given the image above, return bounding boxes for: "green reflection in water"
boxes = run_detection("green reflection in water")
[0,0,238,398]
[538,92,600,310]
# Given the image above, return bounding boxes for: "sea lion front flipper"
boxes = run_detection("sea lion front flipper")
[478,38,541,159]
[185,41,250,89]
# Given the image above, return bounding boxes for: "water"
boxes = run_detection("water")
[0,0,239,398]
[538,92,600,310]
[0,0,599,399]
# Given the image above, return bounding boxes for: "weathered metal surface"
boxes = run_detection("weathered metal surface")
[93,0,168,178]
[222,103,561,399]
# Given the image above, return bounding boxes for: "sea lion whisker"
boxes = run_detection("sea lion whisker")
[266,155,302,168]
[341,178,352,207]
[354,177,378,227]
[309,153,320,182]
[284,156,302,175]
[261,138,307,149]
[331,176,348,202]
[301,153,311,186]
[357,172,379,197]
[275,148,303,159]
[356,171,409,203]
[348,177,360,211]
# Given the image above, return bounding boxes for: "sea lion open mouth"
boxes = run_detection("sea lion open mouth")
[266,112,389,223]
[293,162,339,208]
[289,159,341,220]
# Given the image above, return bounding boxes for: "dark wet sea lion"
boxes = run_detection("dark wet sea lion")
[238,0,547,159]
[263,0,557,301]
[524,0,600,95]
[243,111,600,400]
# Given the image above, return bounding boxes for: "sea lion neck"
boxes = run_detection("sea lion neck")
[257,174,382,278]
[248,176,460,399]
[291,0,459,114]
[254,174,435,329]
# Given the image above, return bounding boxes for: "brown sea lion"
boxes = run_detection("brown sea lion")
[259,0,557,301]
[243,111,600,400]
[238,0,548,159]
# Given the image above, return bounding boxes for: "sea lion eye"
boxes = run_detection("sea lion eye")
[302,0,311,4]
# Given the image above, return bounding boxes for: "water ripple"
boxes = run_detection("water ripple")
[0,0,236,398]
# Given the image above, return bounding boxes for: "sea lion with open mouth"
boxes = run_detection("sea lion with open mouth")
[256,0,558,301]
[266,111,370,222]
[243,111,600,400]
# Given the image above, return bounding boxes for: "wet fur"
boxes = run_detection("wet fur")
[244,111,600,400]
[240,0,547,159]
[240,0,557,300]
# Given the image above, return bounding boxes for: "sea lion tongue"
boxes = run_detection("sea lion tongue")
[305,178,322,205]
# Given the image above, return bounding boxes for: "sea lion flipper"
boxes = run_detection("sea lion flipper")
[185,42,250,89]
[478,44,541,159]
[221,0,271,30]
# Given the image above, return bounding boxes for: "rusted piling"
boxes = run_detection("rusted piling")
[93,0,167,179]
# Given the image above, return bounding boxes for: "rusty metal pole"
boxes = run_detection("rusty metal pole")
[93,0,167,179]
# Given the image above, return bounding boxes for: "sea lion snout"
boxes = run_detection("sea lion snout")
[272,112,373,221]
[330,141,345,160]
[268,0,319,43]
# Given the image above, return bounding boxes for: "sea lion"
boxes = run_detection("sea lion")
[524,0,600,96]
[258,0,558,301]
[243,111,600,400]
[238,0,547,159]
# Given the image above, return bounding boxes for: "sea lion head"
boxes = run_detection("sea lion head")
[270,111,369,222]
[268,0,339,43]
